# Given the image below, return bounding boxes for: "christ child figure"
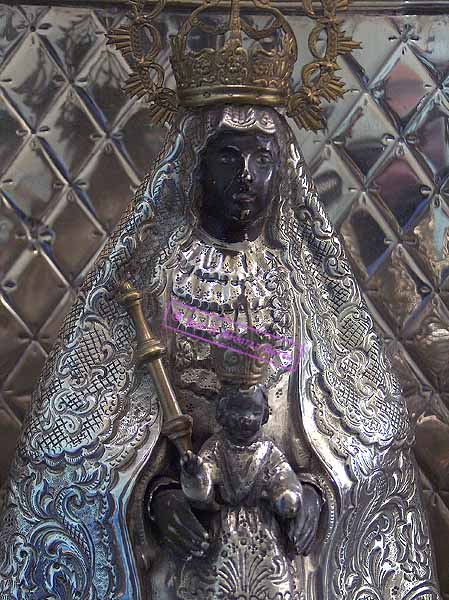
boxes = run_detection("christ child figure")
[177,385,305,599]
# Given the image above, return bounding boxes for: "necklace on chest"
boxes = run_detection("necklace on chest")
[170,231,293,337]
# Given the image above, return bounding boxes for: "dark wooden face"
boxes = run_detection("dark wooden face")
[198,130,280,242]
[218,388,267,445]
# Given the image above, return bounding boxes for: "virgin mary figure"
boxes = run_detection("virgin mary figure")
[0,1,441,599]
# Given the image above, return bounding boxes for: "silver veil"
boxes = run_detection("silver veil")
[0,105,440,600]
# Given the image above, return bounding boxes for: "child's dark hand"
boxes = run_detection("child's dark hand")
[181,450,204,477]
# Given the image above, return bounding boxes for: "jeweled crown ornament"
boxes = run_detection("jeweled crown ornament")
[170,0,296,111]
[108,0,360,130]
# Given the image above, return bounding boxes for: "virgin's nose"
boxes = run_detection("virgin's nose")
[240,156,253,185]
[242,167,252,183]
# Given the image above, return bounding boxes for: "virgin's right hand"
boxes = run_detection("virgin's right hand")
[150,488,210,559]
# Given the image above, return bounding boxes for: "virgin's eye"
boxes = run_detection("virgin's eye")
[256,153,274,166]
[218,150,239,165]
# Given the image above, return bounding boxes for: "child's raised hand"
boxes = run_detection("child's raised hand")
[181,450,204,477]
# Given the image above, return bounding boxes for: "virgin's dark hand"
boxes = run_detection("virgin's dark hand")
[150,488,210,559]
[288,483,322,555]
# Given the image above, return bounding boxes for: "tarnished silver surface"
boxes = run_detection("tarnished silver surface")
[0,94,440,599]
[0,3,448,597]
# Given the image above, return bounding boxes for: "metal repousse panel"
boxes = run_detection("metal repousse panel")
[0,3,448,595]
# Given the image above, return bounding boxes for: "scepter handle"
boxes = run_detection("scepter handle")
[117,281,192,454]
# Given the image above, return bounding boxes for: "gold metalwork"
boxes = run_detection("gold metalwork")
[117,281,193,454]
[287,0,361,130]
[211,335,272,387]
[107,0,360,130]
[107,0,178,125]
[170,0,296,110]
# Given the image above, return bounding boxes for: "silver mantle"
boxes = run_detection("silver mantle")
[0,105,440,600]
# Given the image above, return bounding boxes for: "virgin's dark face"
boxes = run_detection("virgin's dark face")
[199,131,280,242]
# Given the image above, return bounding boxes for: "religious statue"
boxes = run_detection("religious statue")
[178,381,305,599]
[0,0,441,599]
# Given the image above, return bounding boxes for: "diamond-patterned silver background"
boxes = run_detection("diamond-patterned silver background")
[1,3,448,594]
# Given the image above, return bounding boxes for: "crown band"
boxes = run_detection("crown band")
[177,85,288,108]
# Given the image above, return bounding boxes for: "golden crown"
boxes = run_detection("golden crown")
[107,0,360,131]
[211,331,272,387]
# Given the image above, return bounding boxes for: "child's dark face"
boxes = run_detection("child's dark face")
[221,390,266,445]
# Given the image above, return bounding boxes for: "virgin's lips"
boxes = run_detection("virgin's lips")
[234,193,257,203]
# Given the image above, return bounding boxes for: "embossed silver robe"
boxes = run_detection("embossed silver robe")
[0,105,440,600]
[178,432,302,600]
